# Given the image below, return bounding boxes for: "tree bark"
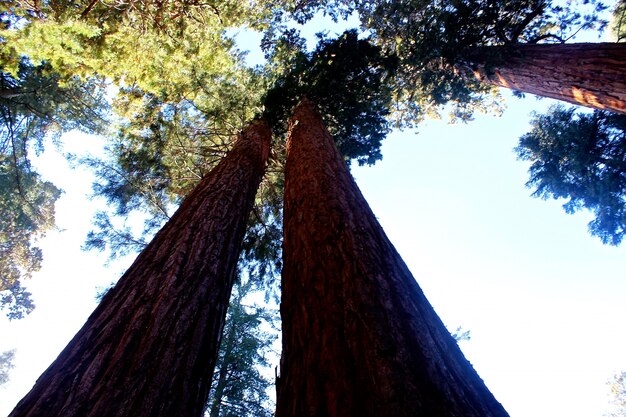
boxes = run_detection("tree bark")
[276,98,508,417]
[457,43,626,114]
[9,120,271,417]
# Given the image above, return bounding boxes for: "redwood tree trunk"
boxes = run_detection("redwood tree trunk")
[10,120,271,417]
[458,43,626,114]
[276,98,508,417]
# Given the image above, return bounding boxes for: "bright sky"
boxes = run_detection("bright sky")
[1,13,625,417]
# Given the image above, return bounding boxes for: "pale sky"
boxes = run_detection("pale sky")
[1,13,625,417]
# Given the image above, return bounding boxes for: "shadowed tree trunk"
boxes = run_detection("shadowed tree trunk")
[458,43,626,114]
[276,98,508,417]
[9,120,271,417]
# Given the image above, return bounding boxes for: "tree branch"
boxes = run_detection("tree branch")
[81,0,101,18]
[510,4,546,43]
[526,33,565,44]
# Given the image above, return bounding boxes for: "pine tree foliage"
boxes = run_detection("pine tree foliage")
[516,106,626,245]
[2,0,274,262]
[0,60,107,318]
[207,279,277,417]
[0,0,273,174]
[0,0,272,82]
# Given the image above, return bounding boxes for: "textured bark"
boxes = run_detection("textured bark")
[458,43,626,114]
[10,120,271,417]
[277,98,508,417]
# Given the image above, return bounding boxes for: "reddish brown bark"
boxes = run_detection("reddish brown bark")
[277,98,508,417]
[9,120,271,417]
[458,43,626,114]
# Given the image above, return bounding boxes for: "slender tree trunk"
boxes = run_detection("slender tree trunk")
[457,43,626,114]
[276,98,508,417]
[9,120,271,417]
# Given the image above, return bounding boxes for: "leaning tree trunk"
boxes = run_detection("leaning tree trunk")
[457,42,626,114]
[276,98,509,417]
[9,120,271,417]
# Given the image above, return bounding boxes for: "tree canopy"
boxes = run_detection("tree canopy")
[3,0,620,273]
[516,106,626,245]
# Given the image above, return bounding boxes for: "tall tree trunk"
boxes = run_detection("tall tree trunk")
[457,43,626,114]
[276,98,508,417]
[9,120,271,417]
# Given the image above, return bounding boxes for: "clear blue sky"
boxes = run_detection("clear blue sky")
[1,13,625,417]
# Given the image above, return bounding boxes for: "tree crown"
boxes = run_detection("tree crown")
[516,106,626,245]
